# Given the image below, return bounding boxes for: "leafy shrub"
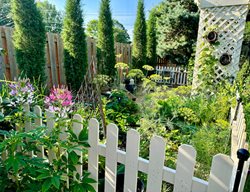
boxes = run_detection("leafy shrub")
[192,119,231,179]
[0,113,94,192]
[104,90,141,146]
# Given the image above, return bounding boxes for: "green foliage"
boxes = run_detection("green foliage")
[62,0,88,91]
[155,0,198,65]
[0,0,13,27]
[0,120,94,192]
[132,0,147,69]
[192,120,231,179]
[0,80,94,191]
[104,90,141,146]
[86,19,130,43]
[11,0,46,84]
[236,59,250,142]
[127,69,144,82]
[146,8,157,67]
[97,0,116,76]
[93,74,111,90]
[113,20,131,44]
[36,0,63,33]
[86,20,98,39]
[141,85,233,178]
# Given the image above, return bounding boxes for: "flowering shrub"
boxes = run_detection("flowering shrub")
[45,86,74,118]
[8,78,35,107]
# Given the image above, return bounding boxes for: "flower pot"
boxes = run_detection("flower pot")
[220,53,232,66]
[206,31,218,43]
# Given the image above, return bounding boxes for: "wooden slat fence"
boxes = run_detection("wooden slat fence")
[0,26,132,86]
[1,101,247,191]
[155,66,188,86]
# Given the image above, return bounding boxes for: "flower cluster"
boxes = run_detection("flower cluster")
[8,79,35,107]
[45,86,74,117]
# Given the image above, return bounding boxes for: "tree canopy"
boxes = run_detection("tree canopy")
[155,0,199,65]
[86,19,130,43]
[0,0,13,27]
[36,0,63,33]
[11,0,46,83]
[147,8,157,67]
[97,0,116,76]
[132,0,147,69]
[62,0,88,91]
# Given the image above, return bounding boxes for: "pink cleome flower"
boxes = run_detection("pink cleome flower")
[45,86,74,116]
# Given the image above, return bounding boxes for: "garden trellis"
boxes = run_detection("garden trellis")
[0,99,249,192]
[192,0,249,90]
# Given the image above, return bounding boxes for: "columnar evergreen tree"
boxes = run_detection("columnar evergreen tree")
[147,8,157,67]
[62,0,88,91]
[97,0,116,76]
[132,0,147,69]
[11,0,46,83]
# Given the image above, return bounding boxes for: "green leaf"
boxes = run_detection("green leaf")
[82,177,96,184]
[78,128,88,142]
[42,178,52,192]
[68,151,79,165]
[51,175,60,189]
[37,173,51,180]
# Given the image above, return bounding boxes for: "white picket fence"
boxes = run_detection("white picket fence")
[230,102,249,192]
[155,66,188,86]
[0,102,249,192]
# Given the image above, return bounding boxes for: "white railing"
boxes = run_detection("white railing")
[155,66,188,86]
[1,102,248,192]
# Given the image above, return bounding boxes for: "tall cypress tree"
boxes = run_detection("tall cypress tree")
[147,9,157,67]
[62,0,87,91]
[97,0,116,76]
[11,0,46,83]
[132,0,147,69]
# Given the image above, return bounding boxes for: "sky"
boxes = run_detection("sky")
[44,0,163,39]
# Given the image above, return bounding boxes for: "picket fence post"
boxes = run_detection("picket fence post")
[88,118,99,191]
[207,154,234,192]
[104,123,119,192]
[34,105,44,158]
[174,145,197,192]
[123,129,140,192]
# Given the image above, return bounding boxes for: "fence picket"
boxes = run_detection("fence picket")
[105,123,119,192]
[46,111,56,162]
[174,144,196,192]
[207,154,234,192]
[73,114,83,178]
[123,129,140,192]
[24,103,33,156]
[147,136,166,192]
[34,105,44,158]
[239,159,250,192]
[88,118,99,191]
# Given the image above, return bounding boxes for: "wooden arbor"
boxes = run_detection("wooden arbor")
[192,0,249,90]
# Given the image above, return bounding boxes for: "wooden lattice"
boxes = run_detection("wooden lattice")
[192,0,249,90]
[76,56,107,136]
